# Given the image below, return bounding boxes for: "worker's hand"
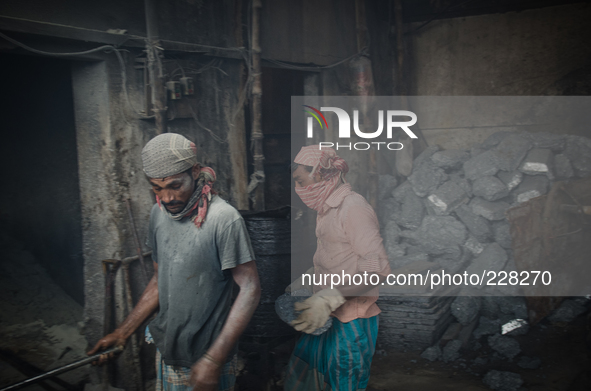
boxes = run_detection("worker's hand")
[87,330,126,365]
[190,357,220,391]
[285,266,314,293]
[290,288,345,334]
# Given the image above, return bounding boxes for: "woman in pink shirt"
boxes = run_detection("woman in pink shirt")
[285,146,391,391]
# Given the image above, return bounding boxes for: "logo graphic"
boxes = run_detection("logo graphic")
[302,105,328,129]
[304,106,417,139]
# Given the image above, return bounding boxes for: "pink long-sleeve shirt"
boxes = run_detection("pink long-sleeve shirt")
[313,183,391,323]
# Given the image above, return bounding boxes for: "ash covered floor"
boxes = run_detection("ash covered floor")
[0,226,89,390]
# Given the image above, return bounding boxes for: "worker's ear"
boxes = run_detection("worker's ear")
[191,163,201,180]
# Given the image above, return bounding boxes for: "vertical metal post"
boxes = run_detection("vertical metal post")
[145,0,167,134]
[251,0,265,210]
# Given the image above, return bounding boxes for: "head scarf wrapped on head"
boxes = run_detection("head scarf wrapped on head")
[293,146,349,212]
[142,133,216,228]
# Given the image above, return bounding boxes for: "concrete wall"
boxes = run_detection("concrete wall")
[408,3,591,149]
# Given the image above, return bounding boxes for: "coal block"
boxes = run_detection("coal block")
[495,134,533,172]
[482,370,524,391]
[527,132,565,152]
[449,173,473,198]
[378,198,401,227]
[414,145,441,168]
[519,148,554,179]
[512,175,549,204]
[455,205,493,243]
[464,235,486,256]
[451,296,481,325]
[421,345,442,362]
[488,334,521,359]
[430,149,471,170]
[409,216,467,256]
[554,154,574,179]
[463,150,501,180]
[473,176,510,202]
[275,289,332,335]
[473,316,501,339]
[481,131,514,149]
[442,339,462,363]
[564,136,591,177]
[492,221,512,249]
[466,243,508,276]
[470,198,511,221]
[497,170,523,191]
[548,299,588,323]
[427,180,470,215]
[399,190,426,230]
[379,175,398,200]
[392,180,413,202]
[409,163,448,198]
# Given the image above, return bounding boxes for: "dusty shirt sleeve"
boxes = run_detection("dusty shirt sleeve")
[343,202,391,275]
[217,217,256,270]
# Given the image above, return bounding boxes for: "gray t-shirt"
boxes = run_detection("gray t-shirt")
[146,195,255,367]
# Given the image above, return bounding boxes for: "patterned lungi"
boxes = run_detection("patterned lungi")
[284,316,379,391]
[145,327,237,391]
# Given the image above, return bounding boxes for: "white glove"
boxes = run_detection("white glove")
[290,288,346,334]
[285,267,315,293]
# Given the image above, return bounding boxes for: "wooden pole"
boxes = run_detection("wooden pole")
[251,0,265,211]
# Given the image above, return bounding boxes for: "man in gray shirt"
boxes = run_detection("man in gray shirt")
[89,133,261,391]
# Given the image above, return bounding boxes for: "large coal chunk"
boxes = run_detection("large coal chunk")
[406,216,467,257]
[455,205,493,243]
[488,334,521,359]
[430,149,470,170]
[463,150,501,181]
[494,134,533,172]
[472,176,509,201]
[470,198,511,221]
[408,163,448,198]
[482,370,524,391]
[466,243,508,276]
[275,289,332,336]
[427,180,470,215]
[399,190,426,230]
[421,345,442,362]
[451,296,481,325]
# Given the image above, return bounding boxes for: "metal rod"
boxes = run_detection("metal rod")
[122,264,145,391]
[0,347,124,391]
[125,199,149,286]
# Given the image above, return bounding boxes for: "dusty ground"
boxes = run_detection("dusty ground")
[0,228,89,390]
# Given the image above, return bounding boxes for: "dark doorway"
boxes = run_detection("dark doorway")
[0,53,83,304]
[260,66,305,210]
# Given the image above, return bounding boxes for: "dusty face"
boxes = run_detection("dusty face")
[292,164,321,189]
[149,165,200,214]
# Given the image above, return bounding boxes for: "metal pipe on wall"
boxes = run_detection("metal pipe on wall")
[145,0,167,134]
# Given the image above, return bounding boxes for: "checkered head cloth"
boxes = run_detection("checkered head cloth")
[142,133,199,178]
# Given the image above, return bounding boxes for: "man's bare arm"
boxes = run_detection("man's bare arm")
[189,261,260,390]
[206,261,261,362]
[87,261,160,363]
